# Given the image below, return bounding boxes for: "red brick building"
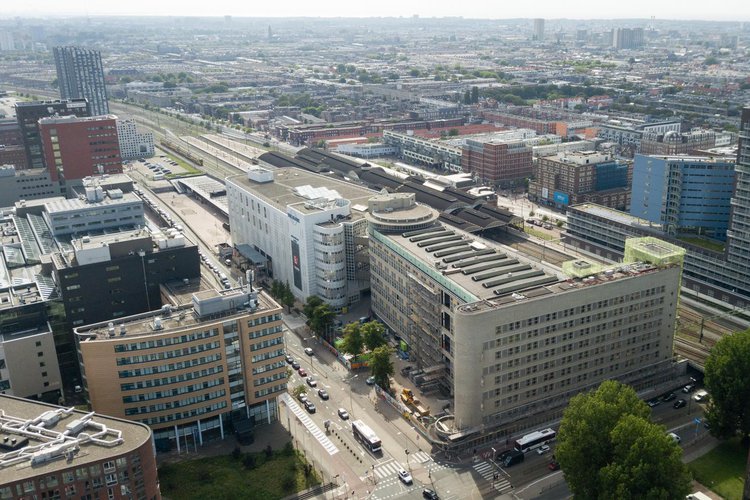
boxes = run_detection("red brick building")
[39,114,122,182]
[0,119,27,168]
[461,138,533,187]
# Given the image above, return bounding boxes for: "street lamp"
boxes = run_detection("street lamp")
[405,448,410,471]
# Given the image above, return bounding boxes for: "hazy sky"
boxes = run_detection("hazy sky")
[3,0,750,22]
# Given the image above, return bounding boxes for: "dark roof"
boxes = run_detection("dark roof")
[439,212,481,233]
[451,208,507,230]
[475,204,522,225]
[442,187,484,209]
[359,167,405,191]
[396,181,468,211]
[259,151,325,173]
[296,148,364,175]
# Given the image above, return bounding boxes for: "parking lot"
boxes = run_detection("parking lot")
[125,148,189,180]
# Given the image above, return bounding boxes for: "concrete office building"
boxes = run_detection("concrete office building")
[383,130,463,171]
[226,166,371,310]
[39,114,122,190]
[0,395,160,500]
[368,192,684,449]
[0,166,57,206]
[461,138,532,187]
[53,227,200,328]
[612,28,644,49]
[0,289,63,402]
[15,99,90,169]
[630,155,735,240]
[597,120,681,153]
[75,281,286,449]
[53,46,109,116]
[533,18,545,41]
[116,118,154,160]
[528,151,631,211]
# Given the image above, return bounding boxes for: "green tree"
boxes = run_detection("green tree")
[599,414,691,499]
[704,329,750,441]
[556,380,651,499]
[292,385,307,399]
[340,322,364,357]
[361,321,386,351]
[303,296,324,319]
[309,303,335,340]
[471,86,479,103]
[463,89,472,104]
[280,282,295,312]
[369,345,394,392]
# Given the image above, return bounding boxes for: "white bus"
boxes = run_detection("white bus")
[352,420,382,454]
[514,428,556,453]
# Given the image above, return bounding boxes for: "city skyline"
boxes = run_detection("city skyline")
[2,0,750,22]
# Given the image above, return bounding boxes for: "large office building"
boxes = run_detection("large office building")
[612,27,644,49]
[116,118,154,160]
[630,155,735,240]
[639,129,717,156]
[0,165,57,206]
[226,166,371,310]
[528,151,631,211]
[0,395,160,500]
[461,138,532,187]
[368,192,684,449]
[15,99,90,169]
[533,18,545,41]
[75,281,286,449]
[39,114,122,189]
[597,119,681,154]
[0,118,26,169]
[53,226,200,328]
[53,46,110,116]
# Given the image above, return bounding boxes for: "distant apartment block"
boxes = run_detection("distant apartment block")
[53,46,109,116]
[75,283,286,448]
[533,18,545,41]
[117,118,154,159]
[612,27,644,49]
[15,99,90,169]
[597,119,681,153]
[383,130,462,171]
[39,114,122,186]
[630,155,735,240]
[639,129,717,156]
[462,138,532,187]
[529,151,631,210]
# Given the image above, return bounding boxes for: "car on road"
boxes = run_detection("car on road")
[667,432,681,444]
[401,366,414,376]
[548,461,560,471]
[662,392,676,402]
[298,368,308,378]
[304,400,316,414]
[318,389,329,400]
[398,468,413,485]
[647,398,661,408]
[292,361,300,370]
[422,489,439,500]
[536,444,551,455]
[337,408,349,420]
[306,378,317,388]
[304,347,314,356]
[683,384,696,393]
[693,390,709,402]
[297,393,308,404]
[366,376,376,385]
[673,399,687,409]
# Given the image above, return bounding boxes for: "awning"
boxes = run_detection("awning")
[237,244,267,266]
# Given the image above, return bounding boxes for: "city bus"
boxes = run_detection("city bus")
[351,420,382,454]
[513,428,556,453]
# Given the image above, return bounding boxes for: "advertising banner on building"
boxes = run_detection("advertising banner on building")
[291,239,302,290]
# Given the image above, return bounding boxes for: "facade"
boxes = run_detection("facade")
[116,118,154,160]
[640,129,717,156]
[15,99,90,169]
[630,155,735,240]
[53,46,110,116]
[533,18,545,41]
[226,167,371,310]
[383,130,462,171]
[53,227,200,328]
[75,283,286,448]
[0,119,26,169]
[724,108,750,299]
[335,142,397,160]
[0,293,63,402]
[528,151,631,211]
[612,28,644,49]
[368,192,683,448]
[39,114,122,186]
[461,138,532,187]
[0,165,57,206]
[597,120,681,152]
[0,395,160,500]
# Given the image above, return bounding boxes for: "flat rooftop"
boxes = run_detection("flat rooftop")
[0,395,151,485]
[228,168,377,219]
[45,192,140,214]
[76,285,278,341]
[569,203,663,232]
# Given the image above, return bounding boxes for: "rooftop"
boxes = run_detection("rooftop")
[0,395,151,484]
[45,192,140,215]
[569,203,662,231]
[38,114,117,125]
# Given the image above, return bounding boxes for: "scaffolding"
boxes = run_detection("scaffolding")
[623,237,686,267]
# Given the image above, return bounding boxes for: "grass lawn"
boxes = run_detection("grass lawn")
[688,438,746,500]
[677,236,725,253]
[158,447,320,500]
[525,227,557,241]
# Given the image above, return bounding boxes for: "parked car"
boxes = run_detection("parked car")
[693,390,709,402]
[366,376,376,385]
[548,461,560,471]
[662,392,676,402]
[647,398,661,408]
[673,399,687,409]
[337,408,349,420]
[298,368,308,378]
[536,444,551,455]
[667,432,681,444]
[682,384,696,393]
[306,378,317,388]
[304,347,314,356]
[422,488,439,500]
[304,400,316,414]
[297,393,308,404]
[398,469,413,485]
[292,361,300,370]
[401,366,414,376]
[318,389,329,400]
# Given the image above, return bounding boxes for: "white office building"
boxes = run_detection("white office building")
[116,118,154,159]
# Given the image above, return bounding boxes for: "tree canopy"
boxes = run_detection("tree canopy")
[339,322,364,357]
[704,328,750,441]
[361,321,387,352]
[369,345,394,392]
[556,380,690,499]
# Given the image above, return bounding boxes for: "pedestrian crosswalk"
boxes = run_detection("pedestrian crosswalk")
[472,461,512,493]
[374,461,405,479]
[279,393,339,456]
[411,451,431,463]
